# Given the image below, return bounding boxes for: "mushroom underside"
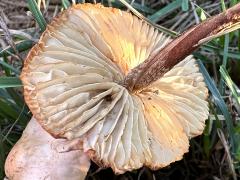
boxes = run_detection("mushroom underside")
[20,3,209,174]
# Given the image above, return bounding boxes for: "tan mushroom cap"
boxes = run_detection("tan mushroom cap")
[20,3,209,174]
[5,118,90,180]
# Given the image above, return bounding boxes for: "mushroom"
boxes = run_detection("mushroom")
[18,3,208,174]
[5,118,90,180]
[6,2,240,179]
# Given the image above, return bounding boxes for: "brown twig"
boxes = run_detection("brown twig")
[124,3,240,91]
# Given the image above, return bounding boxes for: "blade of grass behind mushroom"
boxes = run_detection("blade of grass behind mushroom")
[205,101,222,158]
[0,60,20,75]
[197,60,236,153]
[1,55,24,108]
[0,40,34,57]
[219,33,230,95]
[0,77,22,88]
[220,66,240,106]
[181,0,189,12]
[202,118,212,158]
[0,102,29,127]
[202,43,240,60]
[0,95,29,125]
[62,0,71,9]
[219,66,240,167]
[217,0,230,96]
[117,0,178,36]
[148,0,182,23]
[107,0,155,14]
[0,77,30,155]
[27,0,47,32]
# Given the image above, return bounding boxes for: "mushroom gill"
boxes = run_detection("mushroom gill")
[20,3,209,174]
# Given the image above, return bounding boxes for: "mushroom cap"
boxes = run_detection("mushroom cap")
[5,118,90,180]
[20,3,209,174]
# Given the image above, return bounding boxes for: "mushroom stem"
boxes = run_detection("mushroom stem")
[5,118,90,180]
[124,3,240,91]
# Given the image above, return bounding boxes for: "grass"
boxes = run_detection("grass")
[0,0,240,179]
[27,0,47,32]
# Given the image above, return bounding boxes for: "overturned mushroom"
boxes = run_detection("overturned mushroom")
[6,2,240,179]
[5,118,90,180]
[18,3,208,174]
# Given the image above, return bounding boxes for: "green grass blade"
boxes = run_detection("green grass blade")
[230,0,238,6]
[110,1,155,14]
[196,7,207,21]
[0,59,20,75]
[0,98,21,120]
[0,97,29,125]
[3,55,11,76]
[222,34,230,67]
[6,88,24,107]
[27,0,47,32]
[219,33,230,94]
[129,2,155,14]
[148,0,182,22]
[117,0,178,36]
[197,60,236,152]
[181,0,189,12]
[62,0,71,9]
[221,0,227,11]
[0,40,33,57]
[220,66,240,105]
[0,55,24,108]
[203,119,211,158]
[0,89,29,118]
[202,44,240,60]
[3,104,26,142]
[0,77,22,88]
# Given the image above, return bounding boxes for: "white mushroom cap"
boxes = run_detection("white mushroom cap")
[5,118,90,180]
[20,3,209,174]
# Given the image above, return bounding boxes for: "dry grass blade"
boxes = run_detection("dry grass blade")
[199,22,240,44]
[217,129,237,180]
[118,0,177,36]
[0,29,34,41]
[0,11,21,60]
[2,104,26,142]
[37,0,46,9]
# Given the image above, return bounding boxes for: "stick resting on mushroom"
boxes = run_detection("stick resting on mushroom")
[5,2,240,179]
